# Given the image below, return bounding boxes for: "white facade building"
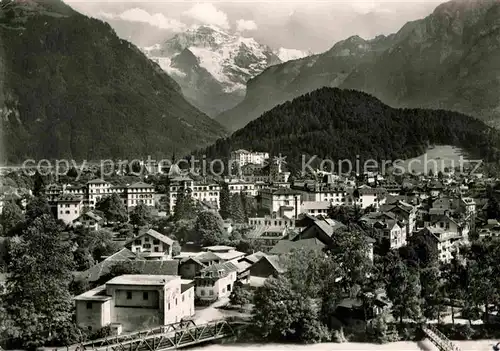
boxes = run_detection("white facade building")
[167,177,220,214]
[230,150,269,168]
[57,194,83,225]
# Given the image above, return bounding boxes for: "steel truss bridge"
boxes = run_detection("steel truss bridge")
[52,319,240,351]
[422,324,462,351]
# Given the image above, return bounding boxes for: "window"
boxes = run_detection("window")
[86,302,92,309]
[201,290,206,296]
[143,292,149,300]
[168,303,170,310]
[144,237,150,242]
[126,291,132,300]
[154,247,159,252]
[209,290,214,296]
[227,284,231,292]
[175,298,178,305]
[182,295,185,302]
[134,240,141,245]
[144,244,151,249]
[222,288,225,293]
[153,239,160,245]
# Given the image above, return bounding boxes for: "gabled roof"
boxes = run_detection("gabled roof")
[80,248,137,282]
[87,179,109,185]
[195,251,221,262]
[125,229,174,247]
[199,261,239,277]
[254,255,286,274]
[179,257,206,267]
[242,251,267,263]
[76,211,103,222]
[271,188,301,196]
[128,182,154,189]
[57,194,83,202]
[269,237,326,255]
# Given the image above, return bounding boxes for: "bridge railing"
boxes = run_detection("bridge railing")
[423,324,461,351]
[48,319,235,351]
[81,319,197,348]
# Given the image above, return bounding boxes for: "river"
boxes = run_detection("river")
[189,339,497,350]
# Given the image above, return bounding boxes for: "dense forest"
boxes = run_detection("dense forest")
[0,0,226,163]
[201,87,500,173]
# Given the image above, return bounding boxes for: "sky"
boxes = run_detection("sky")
[65,0,448,52]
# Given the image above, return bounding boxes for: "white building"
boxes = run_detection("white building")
[74,275,195,332]
[259,187,302,219]
[230,149,269,168]
[300,201,331,217]
[124,229,175,260]
[194,262,238,301]
[57,194,83,225]
[72,211,103,231]
[48,179,157,211]
[167,177,220,214]
[226,180,257,196]
[248,216,296,228]
[126,182,155,208]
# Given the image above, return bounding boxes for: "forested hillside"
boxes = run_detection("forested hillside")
[202,88,500,172]
[0,0,226,163]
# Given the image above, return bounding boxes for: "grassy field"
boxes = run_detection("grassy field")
[393,145,467,175]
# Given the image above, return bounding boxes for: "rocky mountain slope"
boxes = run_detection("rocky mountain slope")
[0,0,227,163]
[143,25,308,117]
[216,0,500,132]
[203,87,500,172]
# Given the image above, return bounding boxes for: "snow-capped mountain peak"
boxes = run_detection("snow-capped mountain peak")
[142,25,311,117]
[145,25,281,94]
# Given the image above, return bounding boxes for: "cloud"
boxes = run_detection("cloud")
[183,3,230,30]
[98,8,186,32]
[235,19,257,32]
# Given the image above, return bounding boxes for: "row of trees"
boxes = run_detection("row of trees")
[219,185,256,223]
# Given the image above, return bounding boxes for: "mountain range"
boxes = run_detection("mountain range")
[216,0,500,132]
[143,25,309,117]
[0,0,227,163]
[203,87,500,173]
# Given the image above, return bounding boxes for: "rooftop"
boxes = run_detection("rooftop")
[58,194,83,202]
[74,285,112,302]
[128,182,154,189]
[203,245,235,252]
[126,229,174,246]
[106,274,178,286]
[87,179,109,185]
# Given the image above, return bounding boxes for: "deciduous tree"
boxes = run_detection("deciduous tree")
[230,193,245,223]
[386,259,422,324]
[172,191,198,222]
[0,201,24,236]
[96,193,128,223]
[194,211,227,246]
[25,196,52,222]
[2,214,75,349]
[219,183,230,219]
[252,276,330,343]
[130,203,153,227]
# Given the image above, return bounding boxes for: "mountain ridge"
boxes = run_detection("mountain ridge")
[143,25,309,117]
[0,0,227,163]
[216,0,500,132]
[202,87,500,173]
